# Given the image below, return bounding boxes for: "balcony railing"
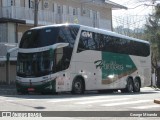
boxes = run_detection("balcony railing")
[0,6,99,27]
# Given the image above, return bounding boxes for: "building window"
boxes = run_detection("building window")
[43,0,49,9]
[53,3,54,12]
[57,5,63,14]
[67,6,69,14]
[73,8,78,15]
[83,9,90,17]
[29,0,34,9]
[58,6,61,14]
[11,0,15,6]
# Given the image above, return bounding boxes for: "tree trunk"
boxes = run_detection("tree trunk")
[156,67,160,88]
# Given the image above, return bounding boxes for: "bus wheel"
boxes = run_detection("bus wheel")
[133,78,140,92]
[71,78,84,94]
[121,78,133,93]
[126,78,134,93]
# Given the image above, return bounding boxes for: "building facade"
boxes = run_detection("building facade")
[0,0,126,84]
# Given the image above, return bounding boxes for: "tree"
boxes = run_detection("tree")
[144,3,160,87]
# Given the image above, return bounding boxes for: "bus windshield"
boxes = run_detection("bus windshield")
[17,51,52,77]
[17,25,80,77]
[17,46,73,77]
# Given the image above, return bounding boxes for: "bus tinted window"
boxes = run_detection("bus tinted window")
[103,36,150,57]
[19,26,79,48]
[77,30,96,51]
[77,30,150,57]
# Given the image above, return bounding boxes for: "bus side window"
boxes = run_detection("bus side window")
[77,30,96,52]
[77,36,86,53]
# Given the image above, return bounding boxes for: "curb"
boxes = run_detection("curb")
[154,99,160,104]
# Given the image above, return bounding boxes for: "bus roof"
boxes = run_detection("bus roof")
[30,23,149,44]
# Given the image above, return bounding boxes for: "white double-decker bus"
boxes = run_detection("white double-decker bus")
[16,24,151,94]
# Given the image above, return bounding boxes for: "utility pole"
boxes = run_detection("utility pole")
[34,0,39,27]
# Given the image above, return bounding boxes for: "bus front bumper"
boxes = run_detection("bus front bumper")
[15,80,56,94]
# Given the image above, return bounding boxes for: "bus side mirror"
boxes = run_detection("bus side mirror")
[50,43,69,50]
[49,43,69,60]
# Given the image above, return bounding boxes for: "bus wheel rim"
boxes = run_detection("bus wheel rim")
[75,82,81,92]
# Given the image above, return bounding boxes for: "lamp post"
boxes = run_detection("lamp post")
[34,0,40,27]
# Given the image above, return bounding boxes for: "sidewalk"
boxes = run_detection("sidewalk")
[150,87,160,104]
[0,85,17,95]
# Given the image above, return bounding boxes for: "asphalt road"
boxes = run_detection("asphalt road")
[0,87,160,120]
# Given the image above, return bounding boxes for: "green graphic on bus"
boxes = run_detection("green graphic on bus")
[94,52,137,84]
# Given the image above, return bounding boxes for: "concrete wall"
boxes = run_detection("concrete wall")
[9,62,17,84]
[0,23,7,42]
[7,23,16,43]
[17,24,33,43]
[0,61,16,85]
[0,0,2,7]
[0,62,6,84]
[0,23,16,43]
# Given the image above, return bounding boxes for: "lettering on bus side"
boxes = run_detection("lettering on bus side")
[94,60,124,70]
[81,31,93,38]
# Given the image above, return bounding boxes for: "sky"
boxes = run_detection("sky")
[110,0,154,29]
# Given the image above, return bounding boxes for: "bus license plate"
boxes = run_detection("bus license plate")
[28,88,35,91]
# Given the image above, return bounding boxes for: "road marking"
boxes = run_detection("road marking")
[5,99,37,102]
[6,100,14,102]
[23,99,37,101]
[101,100,152,107]
[0,97,8,100]
[47,96,116,103]
[75,98,130,104]
[131,104,160,109]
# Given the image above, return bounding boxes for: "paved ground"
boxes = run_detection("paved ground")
[0,85,160,95]
[0,87,160,120]
[0,85,160,105]
[0,85,17,95]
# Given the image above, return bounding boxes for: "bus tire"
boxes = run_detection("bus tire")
[71,77,84,94]
[126,78,134,93]
[133,78,141,92]
[121,78,133,93]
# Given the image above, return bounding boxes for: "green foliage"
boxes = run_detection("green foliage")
[144,4,160,64]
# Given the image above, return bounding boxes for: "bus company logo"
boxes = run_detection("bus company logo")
[94,60,124,70]
[2,112,11,117]
[81,31,93,38]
